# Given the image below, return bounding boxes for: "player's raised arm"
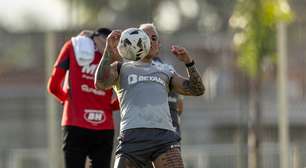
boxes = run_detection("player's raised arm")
[95,30,121,90]
[170,45,205,96]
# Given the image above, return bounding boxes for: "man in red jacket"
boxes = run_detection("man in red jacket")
[48,28,119,168]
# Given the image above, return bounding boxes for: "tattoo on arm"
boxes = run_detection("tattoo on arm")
[95,50,116,89]
[182,65,205,96]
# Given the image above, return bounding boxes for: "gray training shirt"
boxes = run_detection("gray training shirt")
[114,61,175,132]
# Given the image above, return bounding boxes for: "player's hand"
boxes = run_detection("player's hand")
[105,30,122,62]
[106,30,121,50]
[170,45,193,64]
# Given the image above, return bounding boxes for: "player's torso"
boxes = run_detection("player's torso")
[62,44,114,130]
[115,61,175,132]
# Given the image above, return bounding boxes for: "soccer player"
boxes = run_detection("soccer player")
[95,25,205,168]
[47,28,119,168]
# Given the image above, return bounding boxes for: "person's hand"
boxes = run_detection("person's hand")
[106,30,121,50]
[170,45,193,64]
[104,30,122,62]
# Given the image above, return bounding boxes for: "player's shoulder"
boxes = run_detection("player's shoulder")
[152,60,175,73]
[62,40,73,50]
[65,39,73,45]
[122,60,135,66]
[120,60,136,71]
[163,63,174,71]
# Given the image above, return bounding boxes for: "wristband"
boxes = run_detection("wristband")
[185,60,195,67]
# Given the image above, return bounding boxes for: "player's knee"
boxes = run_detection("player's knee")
[114,155,136,168]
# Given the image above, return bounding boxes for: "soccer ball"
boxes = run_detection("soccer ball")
[117,28,151,61]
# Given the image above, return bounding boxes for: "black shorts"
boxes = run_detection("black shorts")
[62,126,114,168]
[115,128,181,168]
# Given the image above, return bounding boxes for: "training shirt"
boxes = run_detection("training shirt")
[114,61,175,132]
[48,40,117,130]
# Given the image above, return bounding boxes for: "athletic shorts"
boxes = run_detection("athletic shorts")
[115,128,181,168]
[62,126,114,168]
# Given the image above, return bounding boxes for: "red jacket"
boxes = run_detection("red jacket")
[48,40,119,130]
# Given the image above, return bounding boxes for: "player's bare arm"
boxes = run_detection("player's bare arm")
[95,30,121,90]
[176,96,184,115]
[170,45,205,96]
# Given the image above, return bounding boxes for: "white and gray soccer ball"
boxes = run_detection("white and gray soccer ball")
[117,28,151,61]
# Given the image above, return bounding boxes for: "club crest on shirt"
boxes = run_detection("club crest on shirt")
[84,109,105,124]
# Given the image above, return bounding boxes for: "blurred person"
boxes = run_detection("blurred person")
[47,28,120,168]
[95,24,205,168]
[142,23,184,136]
[151,53,184,136]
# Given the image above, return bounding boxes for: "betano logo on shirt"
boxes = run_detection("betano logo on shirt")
[127,74,166,86]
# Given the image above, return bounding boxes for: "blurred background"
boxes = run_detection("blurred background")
[0,0,305,167]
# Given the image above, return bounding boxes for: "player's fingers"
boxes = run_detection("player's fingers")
[171,45,186,55]
[171,49,179,56]
[112,29,122,34]
[171,46,182,54]
[109,30,121,38]
[174,50,183,56]
[177,47,185,52]
[178,48,188,55]
[115,31,122,36]
[171,45,178,51]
